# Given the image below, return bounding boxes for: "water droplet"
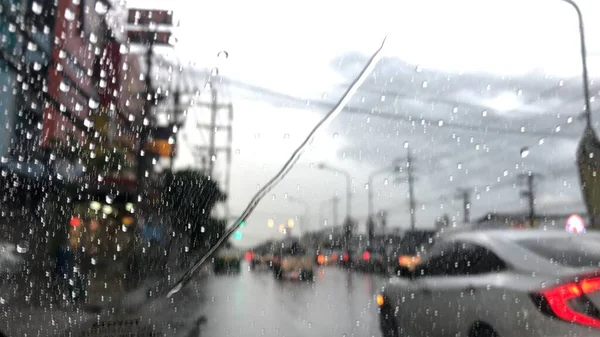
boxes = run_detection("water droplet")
[94,1,108,14]
[421,81,428,88]
[403,141,409,149]
[58,50,66,59]
[558,79,564,86]
[119,44,129,55]
[380,95,386,102]
[33,62,42,71]
[64,8,75,21]
[31,2,43,14]
[482,110,488,117]
[438,120,444,126]
[457,163,462,169]
[83,118,94,128]
[88,98,99,109]
[16,241,29,254]
[567,116,573,124]
[517,89,523,96]
[452,107,458,113]
[503,170,509,177]
[415,65,422,72]
[520,147,530,158]
[211,68,219,76]
[555,126,561,132]
[27,42,37,51]
[383,178,388,185]
[59,81,70,92]
[333,133,339,140]
[538,138,545,145]
[204,82,212,90]
[99,79,107,88]
[590,153,595,159]
[89,33,98,44]
[217,51,229,59]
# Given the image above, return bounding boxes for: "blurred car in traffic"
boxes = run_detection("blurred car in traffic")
[378,230,600,337]
[389,229,437,275]
[355,246,387,274]
[213,248,241,274]
[272,240,314,281]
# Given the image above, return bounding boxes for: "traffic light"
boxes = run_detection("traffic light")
[233,231,243,240]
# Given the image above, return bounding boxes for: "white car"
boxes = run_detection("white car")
[377,230,600,337]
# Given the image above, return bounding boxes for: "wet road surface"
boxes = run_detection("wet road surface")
[197,263,386,337]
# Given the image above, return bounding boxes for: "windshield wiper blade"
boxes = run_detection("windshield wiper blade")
[166,36,388,298]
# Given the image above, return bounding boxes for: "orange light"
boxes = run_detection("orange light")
[376,294,385,306]
[122,216,134,226]
[317,254,325,265]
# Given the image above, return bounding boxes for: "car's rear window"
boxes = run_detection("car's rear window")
[397,231,437,255]
[518,236,600,268]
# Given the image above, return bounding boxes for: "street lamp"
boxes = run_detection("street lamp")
[287,196,310,235]
[317,163,352,221]
[367,162,401,241]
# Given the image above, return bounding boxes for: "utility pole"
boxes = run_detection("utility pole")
[208,87,218,176]
[520,172,540,227]
[455,188,471,224]
[332,196,340,228]
[406,146,417,230]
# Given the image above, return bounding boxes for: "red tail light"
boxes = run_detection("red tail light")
[362,251,371,261]
[244,251,254,261]
[342,253,349,261]
[532,277,600,328]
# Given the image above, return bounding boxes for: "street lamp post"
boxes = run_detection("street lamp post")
[367,163,401,242]
[317,163,354,266]
[288,196,310,236]
[317,163,352,221]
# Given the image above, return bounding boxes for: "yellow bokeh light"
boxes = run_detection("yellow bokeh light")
[287,218,295,228]
[267,218,274,228]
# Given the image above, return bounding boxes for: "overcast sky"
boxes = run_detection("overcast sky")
[127,0,600,247]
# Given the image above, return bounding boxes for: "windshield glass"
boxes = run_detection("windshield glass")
[1,0,600,336]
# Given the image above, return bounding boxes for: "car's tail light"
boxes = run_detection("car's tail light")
[316,254,325,265]
[342,253,349,261]
[362,251,371,261]
[531,277,600,328]
[331,253,338,261]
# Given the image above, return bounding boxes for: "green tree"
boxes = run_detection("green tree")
[161,170,227,253]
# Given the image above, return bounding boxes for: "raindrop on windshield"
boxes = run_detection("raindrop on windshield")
[503,170,509,177]
[217,51,229,59]
[333,133,339,140]
[31,2,43,14]
[33,62,42,71]
[438,120,444,126]
[64,8,75,21]
[421,81,428,88]
[88,98,99,109]
[119,44,129,55]
[380,95,386,102]
[415,65,422,72]
[538,138,545,145]
[16,241,29,253]
[520,147,530,158]
[403,141,409,149]
[482,110,488,117]
[211,68,219,76]
[59,81,70,92]
[94,1,109,14]
[567,117,573,124]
